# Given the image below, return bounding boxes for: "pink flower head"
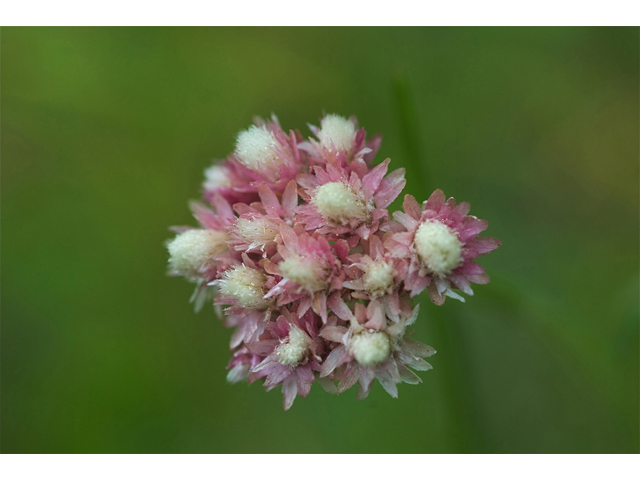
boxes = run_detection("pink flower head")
[168,113,500,410]
[246,308,324,410]
[343,234,409,323]
[263,224,345,323]
[386,190,501,304]
[227,182,298,257]
[300,114,382,170]
[319,304,435,400]
[295,158,406,242]
[203,116,308,205]
[166,195,239,311]
[167,195,236,280]
[211,254,276,313]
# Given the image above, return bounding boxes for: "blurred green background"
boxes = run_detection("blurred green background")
[2,27,638,453]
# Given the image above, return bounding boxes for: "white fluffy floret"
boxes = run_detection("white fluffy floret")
[413,220,463,276]
[277,325,312,366]
[217,265,272,309]
[350,331,391,366]
[167,229,229,280]
[234,217,278,250]
[203,165,232,190]
[234,125,281,180]
[279,254,327,293]
[318,114,356,152]
[362,260,395,298]
[312,182,368,225]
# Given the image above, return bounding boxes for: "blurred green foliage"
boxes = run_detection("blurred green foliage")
[2,27,638,453]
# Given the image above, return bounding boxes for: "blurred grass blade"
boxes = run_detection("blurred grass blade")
[392,68,428,197]
[392,68,483,452]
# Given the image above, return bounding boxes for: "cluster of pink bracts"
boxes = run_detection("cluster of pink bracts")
[167,114,500,410]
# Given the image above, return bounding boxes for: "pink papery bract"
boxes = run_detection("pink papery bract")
[385,191,501,304]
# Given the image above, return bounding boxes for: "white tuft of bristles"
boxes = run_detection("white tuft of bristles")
[234,217,279,250]
[276,325,313,366]
[413,220,463,276]
[362,260,395,298]
[318,114,356,152]
[234,125,282,181]
[279,254,327,293]
[350,331,391,366]
[167,229,229,280]
[217,265,272,309]
[203,165,232,190]
[312,182,368,225]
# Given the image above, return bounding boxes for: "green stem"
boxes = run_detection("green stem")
[392,70,482,453]
[392,71,429,191]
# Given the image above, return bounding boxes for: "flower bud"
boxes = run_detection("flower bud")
[235,125,283,182]
[350,331,391,366]
[217,265,272,309]
[413,220,463,276]
[234,217,279,251]
[362,260,395,298]
[276,325,312,366]
[279,254,327,293]
[317,114,356,152]
[167,229,229,280]
[312,182,368,225]
[203,165,232,190]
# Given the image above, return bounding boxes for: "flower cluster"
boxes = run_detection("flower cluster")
[167,114,500,410]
